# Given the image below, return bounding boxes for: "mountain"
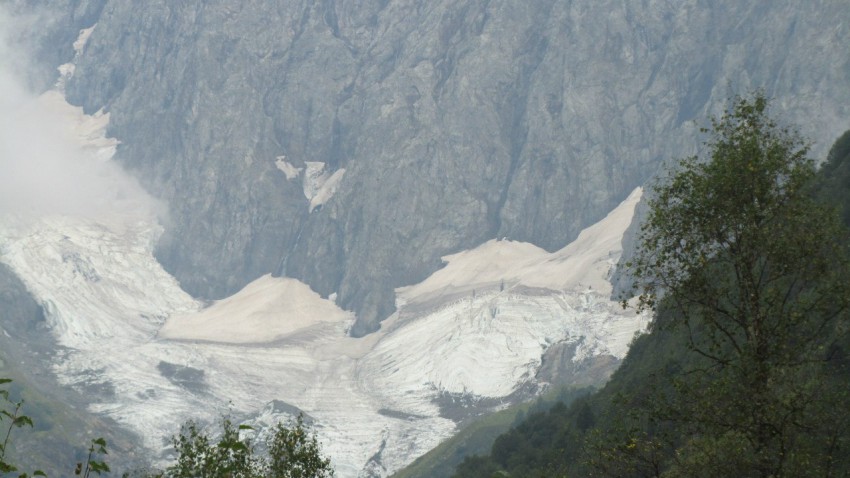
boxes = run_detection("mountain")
[448,126,850,478]
[0,106,646,473]
[0,43,643,475]
[1,1,849,476]
[22,0,846,335]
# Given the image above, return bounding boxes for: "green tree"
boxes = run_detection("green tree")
[162,414,333,478]
[817,129,850,225]
[444,109,850,478]
[167,418,260,478]
[0,374,334,478]
[266,414,333,478]
[624,93,850,477]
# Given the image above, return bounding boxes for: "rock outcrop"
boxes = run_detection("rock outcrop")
[41,0,850,334]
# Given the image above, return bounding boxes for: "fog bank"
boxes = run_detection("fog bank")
[0,6,160,221]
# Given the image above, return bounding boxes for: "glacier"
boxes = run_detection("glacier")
[0,42,647,477]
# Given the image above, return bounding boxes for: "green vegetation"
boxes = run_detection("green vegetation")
[1,377,49,477]
[452,95,850,477]
[154,414,333,478]
[393,387,592,478]
[619,93,850,476]
[818,129,850,223]
[77,438,110,477]
[0,376,333,477]
[0,365,135,477]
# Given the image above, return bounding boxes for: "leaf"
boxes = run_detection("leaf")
[230,441,248,452]
[90,461,110,473]
[12,416,33,428]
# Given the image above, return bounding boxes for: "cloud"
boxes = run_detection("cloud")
[0,5,162,222]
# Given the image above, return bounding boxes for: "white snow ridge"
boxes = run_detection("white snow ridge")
[0,53,648,478]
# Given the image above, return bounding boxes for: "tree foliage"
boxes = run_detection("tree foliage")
[165,418,259,478]
[624,93,850,476]
[1,375,334,477]
[817,129,850,224]
[160,414,334,478]
[448,98,850,477]
[266,414,334,478]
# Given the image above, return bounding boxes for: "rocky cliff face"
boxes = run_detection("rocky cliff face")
[45,0,850,334]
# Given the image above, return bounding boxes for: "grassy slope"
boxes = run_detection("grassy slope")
[392,386,591,478]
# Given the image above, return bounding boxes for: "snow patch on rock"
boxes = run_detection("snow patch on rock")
[57,24,96,90]
[73,25,96,53]
[275,155,301,180]
[302,161,345,212]
[303,161,329,199]
[310,169,345,212]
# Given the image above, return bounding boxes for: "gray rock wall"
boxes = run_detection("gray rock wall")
[4,0,106,91]
[60,0,850,334]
